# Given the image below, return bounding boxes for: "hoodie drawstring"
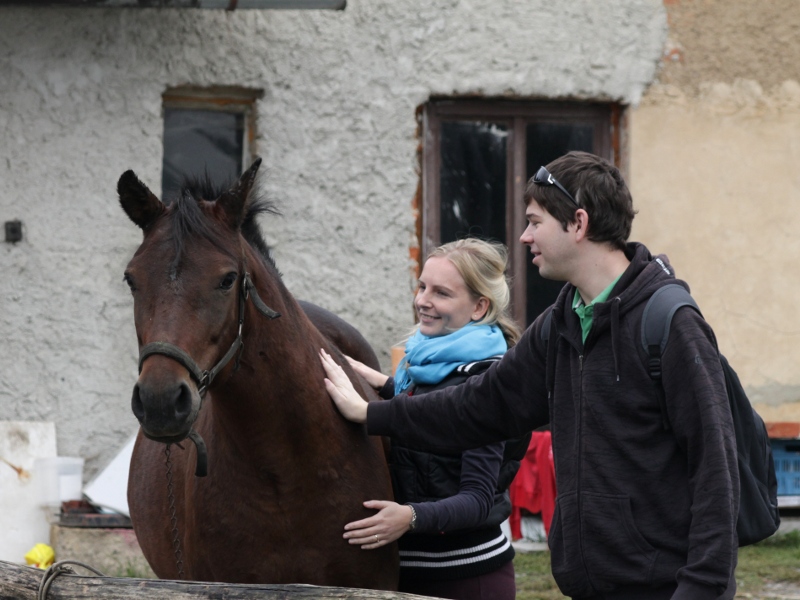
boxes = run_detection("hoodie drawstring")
[545,310,558,398]
[610,297,621,382]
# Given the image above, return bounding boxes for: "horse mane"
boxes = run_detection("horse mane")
[166,173,282,277]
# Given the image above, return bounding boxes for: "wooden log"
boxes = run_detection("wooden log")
[0,560,432,600]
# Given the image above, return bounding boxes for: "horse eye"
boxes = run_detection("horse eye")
[219,272,238,290]
[123,274,136,292]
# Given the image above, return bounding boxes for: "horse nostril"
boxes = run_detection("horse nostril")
[131,383,146,423]
[174,382,193,421]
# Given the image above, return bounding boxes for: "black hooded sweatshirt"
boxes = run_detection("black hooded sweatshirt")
[368,243,738,600]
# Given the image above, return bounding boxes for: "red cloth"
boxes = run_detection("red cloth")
[508,431,556,540]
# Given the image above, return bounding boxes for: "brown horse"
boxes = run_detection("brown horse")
[118,159,398,589]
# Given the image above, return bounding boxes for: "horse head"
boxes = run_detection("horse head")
[118,159,270,444]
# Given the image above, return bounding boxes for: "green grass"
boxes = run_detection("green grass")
[108,558,157,579]
[514,531,800,600]
[735,531,800,598]
[514,551,564,600]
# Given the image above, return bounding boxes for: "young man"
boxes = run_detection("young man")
[321,151,738,600]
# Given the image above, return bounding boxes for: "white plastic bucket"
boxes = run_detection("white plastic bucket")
[34,457,84,508]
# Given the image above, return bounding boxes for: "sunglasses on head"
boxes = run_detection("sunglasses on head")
[532,166,579,207]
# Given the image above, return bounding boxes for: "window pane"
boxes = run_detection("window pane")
[439,121,507,244]
[162,109,244,199]
[525,123,595,323]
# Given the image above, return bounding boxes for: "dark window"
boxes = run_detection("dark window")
[422,100,622,326]
[161,87,262,199]
[439,121,508,244]
[162,109,244,198]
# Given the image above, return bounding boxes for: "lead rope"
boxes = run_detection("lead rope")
[37,560,106,600]
[165,444,185,580]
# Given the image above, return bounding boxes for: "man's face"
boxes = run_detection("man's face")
[520,199,575,281]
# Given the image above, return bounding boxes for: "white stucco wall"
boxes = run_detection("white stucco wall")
[0,0,666,478]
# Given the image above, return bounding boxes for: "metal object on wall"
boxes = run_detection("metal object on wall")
[0,0,345,8]
[5,220,22,243]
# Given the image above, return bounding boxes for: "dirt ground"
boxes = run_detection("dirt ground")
[742,581,800,600]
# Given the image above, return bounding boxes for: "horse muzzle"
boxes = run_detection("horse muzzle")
[131,378,200,443]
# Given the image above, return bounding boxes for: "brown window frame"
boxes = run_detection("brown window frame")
[420,98,625,326]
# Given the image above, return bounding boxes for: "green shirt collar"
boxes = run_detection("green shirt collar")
[572,275,622,343]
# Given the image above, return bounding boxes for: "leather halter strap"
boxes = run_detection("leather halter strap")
[138,272,280,396]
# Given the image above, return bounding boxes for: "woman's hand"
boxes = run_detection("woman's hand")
[346,356,389,390]
[344,501,414,550]
[320,349,368,423]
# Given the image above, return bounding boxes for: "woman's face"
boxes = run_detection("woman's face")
[415,256,489,337]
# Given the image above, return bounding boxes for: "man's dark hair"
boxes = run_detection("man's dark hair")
[523,151,636,250]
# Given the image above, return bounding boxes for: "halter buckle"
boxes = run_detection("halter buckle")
[198,370,211,394]
[242,272,251,300]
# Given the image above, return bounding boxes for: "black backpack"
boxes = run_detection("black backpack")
[642,284,780,546]
[540,283,780,546]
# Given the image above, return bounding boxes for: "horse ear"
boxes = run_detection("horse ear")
[217,158,262,229]
[118,170,165,230]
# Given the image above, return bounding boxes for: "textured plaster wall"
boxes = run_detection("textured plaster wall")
[0,0,666,478]
[630,0,800,418]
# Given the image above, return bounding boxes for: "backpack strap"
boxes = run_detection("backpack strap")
[640,284,701,431]
[541,310,553,344]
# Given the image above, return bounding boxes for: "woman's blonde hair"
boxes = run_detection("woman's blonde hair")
[427,238,522,347]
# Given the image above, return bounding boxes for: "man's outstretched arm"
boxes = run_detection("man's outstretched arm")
[322,322,550,454]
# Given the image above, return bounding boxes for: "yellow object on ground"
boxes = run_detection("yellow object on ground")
[24,543,55,569]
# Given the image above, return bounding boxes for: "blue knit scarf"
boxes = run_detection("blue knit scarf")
[394,323,507,395]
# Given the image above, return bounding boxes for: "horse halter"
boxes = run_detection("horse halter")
[136,271,281,475]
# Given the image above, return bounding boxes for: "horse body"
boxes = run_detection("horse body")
[120,161,397,588]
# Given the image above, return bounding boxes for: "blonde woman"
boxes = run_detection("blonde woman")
[321,238,526,600]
